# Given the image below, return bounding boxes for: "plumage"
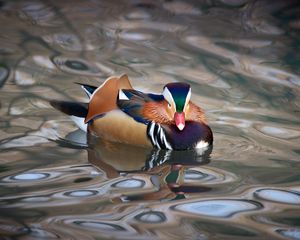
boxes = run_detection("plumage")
[117,89,164,124]
[85,74,133,123]
[75,83,97,98]
[163,82,190,112]
[51,74,213,150]
[89,110,151,147]
[161,121,212,150]
[147,121,172,149]
[50,100,88,117]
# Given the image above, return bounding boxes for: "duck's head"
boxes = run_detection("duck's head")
[162,82,191,131]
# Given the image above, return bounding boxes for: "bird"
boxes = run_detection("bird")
[50,74,213,150]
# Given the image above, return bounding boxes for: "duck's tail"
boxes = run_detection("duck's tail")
[50,100,88,132]
[50,74,132,131]
[75,83,97,99]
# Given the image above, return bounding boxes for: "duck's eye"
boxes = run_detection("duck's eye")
[168,103,171,108]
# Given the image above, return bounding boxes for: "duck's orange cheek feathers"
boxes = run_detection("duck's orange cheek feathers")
[142,102,173,124]
[164,103,176,120]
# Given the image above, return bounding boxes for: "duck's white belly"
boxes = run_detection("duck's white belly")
[89,110,152,147]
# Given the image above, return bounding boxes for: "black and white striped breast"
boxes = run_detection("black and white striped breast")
[146,121,213,151]
[147,122,173,150]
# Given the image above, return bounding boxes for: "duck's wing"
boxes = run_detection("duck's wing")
[85,74,133,123]
[117,89,164,124]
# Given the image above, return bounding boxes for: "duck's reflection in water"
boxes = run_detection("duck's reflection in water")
[43,132,261,239]
[86,134,212,201]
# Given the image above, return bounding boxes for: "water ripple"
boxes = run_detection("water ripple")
[18,2,60,27]
[254,188,300,205]
[119,32,154,41]
[72,220,126,231]
[43,33,82,51]
[22,227,59,239]
[183,35,300,87]
[112,179,146,189]
[276,229,300,240]
[0,165,102,186]
[1,171,56,184]
[64,190,98,197]
[124,9,152,20]
[0,65,9,87]
[254,124,300,140]
[45,216,142,240]
[52,56,103,76]
[135,211,166,223]
[184,167,237,184]
[173,199,262,218]
[163,1,201,15]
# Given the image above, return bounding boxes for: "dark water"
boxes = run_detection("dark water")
[1,0,300,239]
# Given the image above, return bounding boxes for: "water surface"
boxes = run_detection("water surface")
[1,0,300,239]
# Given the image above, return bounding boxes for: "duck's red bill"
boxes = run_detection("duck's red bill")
[174,112,185,131]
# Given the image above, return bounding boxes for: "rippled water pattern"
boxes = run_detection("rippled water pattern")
[1,0,300,239]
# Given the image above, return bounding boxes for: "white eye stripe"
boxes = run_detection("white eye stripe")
[163,87,175,107]
[163,86,191,112]
[183,88,191,112]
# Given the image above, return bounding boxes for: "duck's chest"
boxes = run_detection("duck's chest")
[163,121,213,150]
[88,110,152,147]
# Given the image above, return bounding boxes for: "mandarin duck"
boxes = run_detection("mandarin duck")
[51,74,213,150]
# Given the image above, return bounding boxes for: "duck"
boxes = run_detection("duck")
[50,74,213,150]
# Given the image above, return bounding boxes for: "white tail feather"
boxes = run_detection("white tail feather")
[70,116,87,132]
